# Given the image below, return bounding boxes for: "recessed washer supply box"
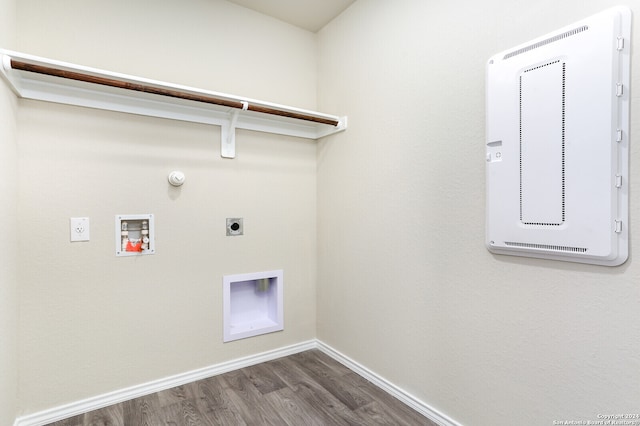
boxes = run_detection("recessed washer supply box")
[485,6,631,266]
[115,214,155,257]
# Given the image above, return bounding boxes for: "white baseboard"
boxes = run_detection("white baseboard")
[316,340,461,426]
[14,339,460,426]
[14,340,316,426]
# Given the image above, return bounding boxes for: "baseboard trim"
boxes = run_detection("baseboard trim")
[14,339,460,426]
[14,340,316,426]
[316,340,461,426]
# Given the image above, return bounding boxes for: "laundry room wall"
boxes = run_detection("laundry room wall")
[0,0,18,423]
[317,1,640,424]
[14,0,319,414]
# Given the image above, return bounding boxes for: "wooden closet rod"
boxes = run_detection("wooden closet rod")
[10,59,340,127]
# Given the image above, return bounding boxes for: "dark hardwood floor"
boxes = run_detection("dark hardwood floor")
[47,349,435,425]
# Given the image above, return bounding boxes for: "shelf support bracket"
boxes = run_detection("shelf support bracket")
[220,102,248,159]
[221,110,239,159]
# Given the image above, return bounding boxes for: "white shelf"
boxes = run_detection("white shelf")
[0,49,347,158]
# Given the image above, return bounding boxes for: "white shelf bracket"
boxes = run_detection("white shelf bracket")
[220,102,248,159]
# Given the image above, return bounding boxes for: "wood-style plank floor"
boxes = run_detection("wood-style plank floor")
[47,349,435,426]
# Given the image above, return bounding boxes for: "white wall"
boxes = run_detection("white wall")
[15,0,317,110]
[0,0,18,423]
[317,1,640,425]
[15,0,318,414]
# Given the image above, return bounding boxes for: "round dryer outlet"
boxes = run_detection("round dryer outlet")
[226,218,243,236]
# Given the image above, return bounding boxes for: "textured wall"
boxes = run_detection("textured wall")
[15,0,317,110]
[317,1,640,425]
[15,0,318,414]
[0,0,18,424]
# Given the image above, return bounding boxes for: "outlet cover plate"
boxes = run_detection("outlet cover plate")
[70,217,90,242]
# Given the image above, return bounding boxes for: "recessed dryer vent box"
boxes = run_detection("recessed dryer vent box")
[115,214,155,257]
[486,6,631,266]
[223,270,283,342]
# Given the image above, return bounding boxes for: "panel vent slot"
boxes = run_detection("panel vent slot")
[519,60,566,226]
[503,25,589,60]
[505,241,587,253]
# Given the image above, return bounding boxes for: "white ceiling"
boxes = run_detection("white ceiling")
[227,0,356,33]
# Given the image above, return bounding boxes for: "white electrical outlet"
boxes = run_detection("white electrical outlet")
[70,217,90,242]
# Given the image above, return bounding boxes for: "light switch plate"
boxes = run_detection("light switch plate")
[70,217,90,242]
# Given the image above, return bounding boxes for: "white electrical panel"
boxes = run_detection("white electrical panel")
[486,7,631,266]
